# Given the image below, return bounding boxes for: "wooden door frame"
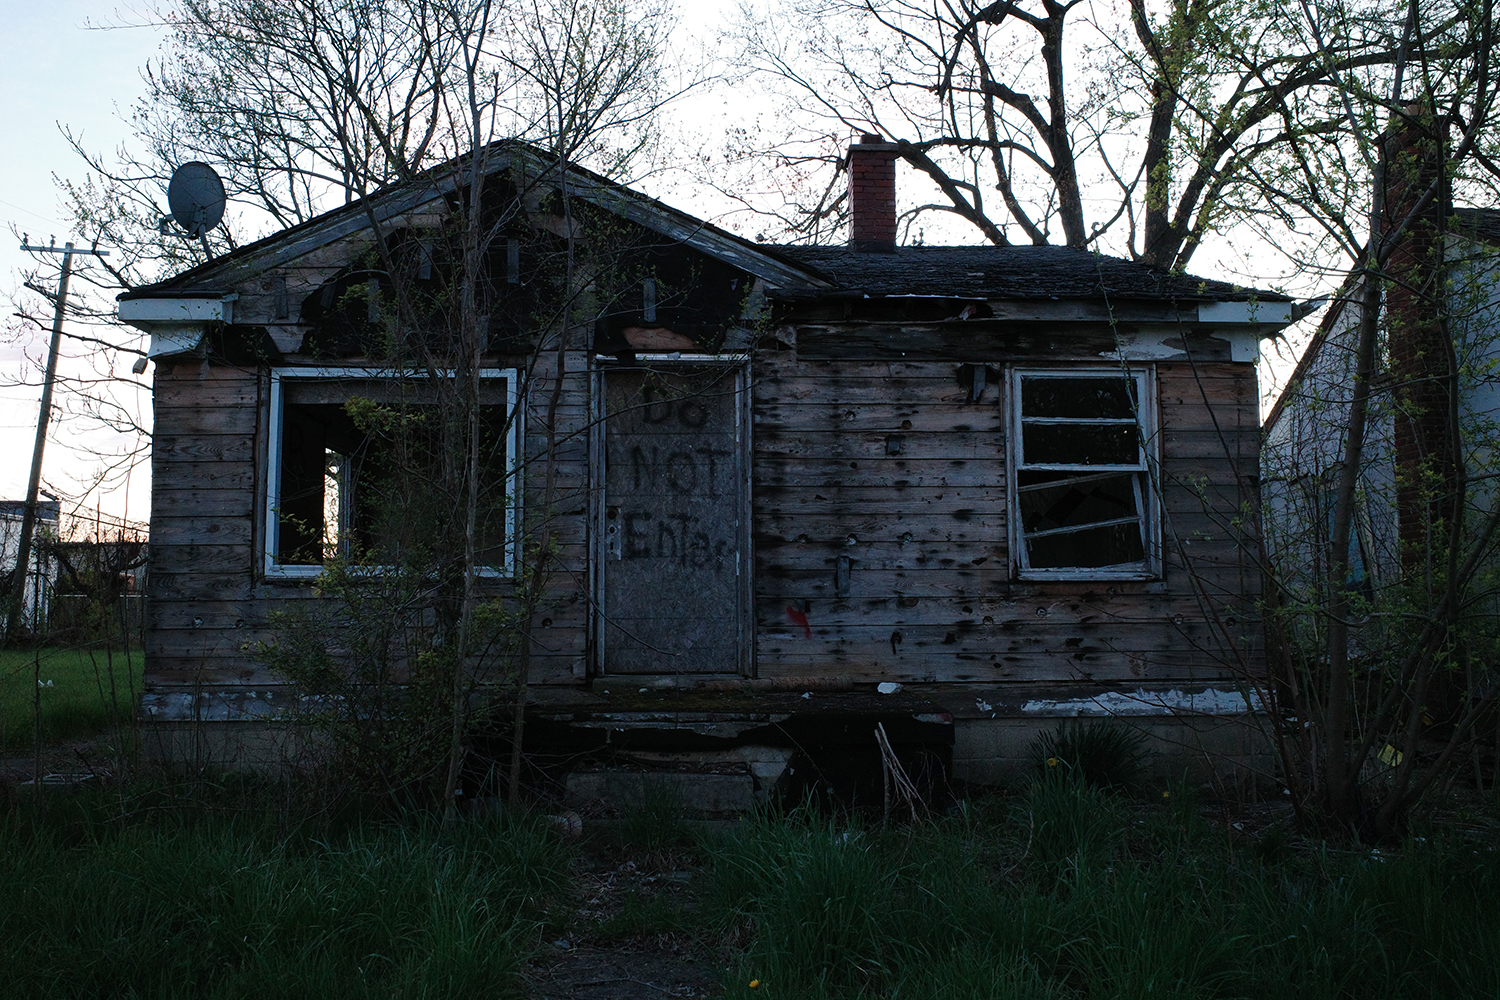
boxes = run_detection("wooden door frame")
[588,354,754,679]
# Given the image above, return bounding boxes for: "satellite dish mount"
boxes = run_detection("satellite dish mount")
[161,161,226,258]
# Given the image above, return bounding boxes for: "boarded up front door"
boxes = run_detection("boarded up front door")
[601,365,747,675]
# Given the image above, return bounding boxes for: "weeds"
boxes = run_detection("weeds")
[1030,719,1149,790]
[1025,770,1126,879]
[0,793,570,999]
[705,787,1500,1000]
[620,776,690,855]
[9,776,1500,999]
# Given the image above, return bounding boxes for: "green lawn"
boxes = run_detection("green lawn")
[0,646,142,751]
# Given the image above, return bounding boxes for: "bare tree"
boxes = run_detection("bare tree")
[724,0,1497,273]
[730,0,1500,839]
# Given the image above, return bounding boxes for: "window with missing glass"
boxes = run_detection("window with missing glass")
[265,368,519,578]
[1009,368,1158,579]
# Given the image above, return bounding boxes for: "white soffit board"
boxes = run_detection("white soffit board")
[118,297,232,325]
[1196,300,1293,326]
[119,296,234,358]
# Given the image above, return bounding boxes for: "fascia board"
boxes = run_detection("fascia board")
[1196,300,1295,327]
[118,297,232,325]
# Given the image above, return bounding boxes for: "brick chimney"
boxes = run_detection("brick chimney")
[1382,103,1454,574]
[848,134,898,252]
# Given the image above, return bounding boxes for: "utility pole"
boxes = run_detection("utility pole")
[7,240,110,641]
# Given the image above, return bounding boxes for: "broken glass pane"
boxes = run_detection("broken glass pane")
[1027,520,1146,569]
[1022,423,1139,465]
[323,449,348,560]
[1022,376,1137,419]
[1018,471,1140,534]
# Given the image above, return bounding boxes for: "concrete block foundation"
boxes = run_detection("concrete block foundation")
[953,714,1275,791]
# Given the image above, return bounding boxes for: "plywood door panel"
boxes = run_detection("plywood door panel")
[602,366,747,674]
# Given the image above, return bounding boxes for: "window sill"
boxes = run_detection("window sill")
[1009,577,1168,597]
[1014,568,1158,582]
[262,564,515,582]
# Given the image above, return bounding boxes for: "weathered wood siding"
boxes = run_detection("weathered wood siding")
[149,361,263,686]
[750,354,1261,688]
[517,341,594,686]
[146,345,594,700]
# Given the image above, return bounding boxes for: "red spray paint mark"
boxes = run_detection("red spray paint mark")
[786,605,811,639]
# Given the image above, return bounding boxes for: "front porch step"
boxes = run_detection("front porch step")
[564,769,763,818]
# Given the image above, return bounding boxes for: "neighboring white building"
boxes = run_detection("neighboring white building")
[0,498,61,632]
[1263,208,1500,613]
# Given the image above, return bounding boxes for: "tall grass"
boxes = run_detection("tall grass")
[0,646,143,751]
[706,783,1500,999]
[0,798,570,999]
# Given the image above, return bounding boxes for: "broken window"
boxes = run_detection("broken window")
[265,368,519,578]
[1010,368,1158,578]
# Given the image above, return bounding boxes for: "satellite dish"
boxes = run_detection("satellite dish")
[166,162,226,237]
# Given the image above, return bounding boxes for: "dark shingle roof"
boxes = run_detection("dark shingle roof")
[769,244,1286,302]
[1453,208,1500,247]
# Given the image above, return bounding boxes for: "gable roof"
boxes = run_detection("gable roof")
[122,140,1287,313]
[120,141,830,301]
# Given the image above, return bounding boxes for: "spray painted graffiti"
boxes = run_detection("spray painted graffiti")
[639,382,712,428]
[621,510,729,570]
[629,445,732,495]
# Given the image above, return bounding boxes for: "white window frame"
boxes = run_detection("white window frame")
[1007,366,1160,580]
[265,367,521,580]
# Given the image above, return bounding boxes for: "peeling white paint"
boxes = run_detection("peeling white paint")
[146,328,207,358]
[1020,687,1262,717]
[1096,330,1260,363]
[1227,331,1260,363]
[913,713,953,725]
[1101,332,1183,360]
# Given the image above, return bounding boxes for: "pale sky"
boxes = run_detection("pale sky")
[0,1,1320,527]
[0,2,163,524]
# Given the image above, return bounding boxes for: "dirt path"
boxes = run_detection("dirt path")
[526,849,730,999]
[528,943,720,1000]
[0,737,122,793]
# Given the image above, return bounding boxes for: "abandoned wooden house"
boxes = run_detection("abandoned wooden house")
[120,138,1293,802]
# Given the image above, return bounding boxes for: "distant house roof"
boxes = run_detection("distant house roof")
[1264,205,1500,433]
[1453,207,1500,247]
[0,500,60,522]
[769,244,1287,303]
